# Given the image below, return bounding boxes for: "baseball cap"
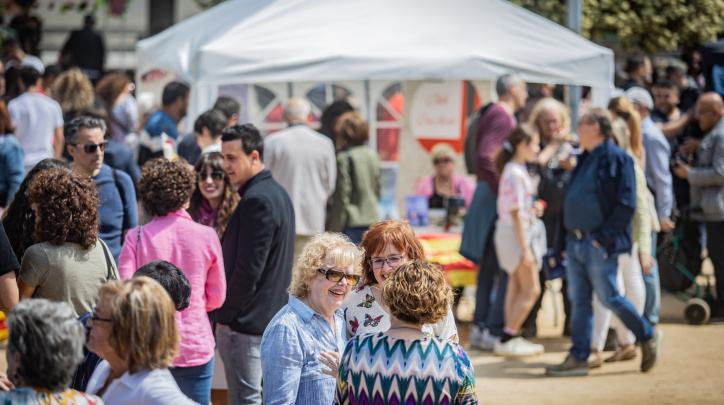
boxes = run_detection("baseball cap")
[625,87,653,111]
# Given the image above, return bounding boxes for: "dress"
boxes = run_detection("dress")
[341,284,458,342]
[0,388,103,405]
[334,333,477,405]
[261,296,347,405]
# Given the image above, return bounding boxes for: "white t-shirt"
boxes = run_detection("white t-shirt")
[86,360,198,405]
[5,55,45,74]
[497,162,535,227]
[8,92,63,168]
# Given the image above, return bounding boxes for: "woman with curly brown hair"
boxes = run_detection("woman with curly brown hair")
[95,72,138,143]
[17,166,118,317]
[335,260,478,405]
[188,152,240,239]
[118,157,226,405]
[52,67,95,122]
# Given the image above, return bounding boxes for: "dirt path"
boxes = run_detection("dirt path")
[460,290,724,404]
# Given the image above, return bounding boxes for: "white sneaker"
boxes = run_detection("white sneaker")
[469,326,500,350]
[494,337,545,357]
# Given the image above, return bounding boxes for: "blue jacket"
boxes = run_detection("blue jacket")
[0,134,24,207]
[558,140,636,257]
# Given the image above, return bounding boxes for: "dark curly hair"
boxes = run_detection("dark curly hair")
[1,159,68,262]
[382,260,452,326]
[188,152,240,238]
[139,158,196,217]
[27,167,99,249]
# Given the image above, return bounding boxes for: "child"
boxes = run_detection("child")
[493,124,547,357]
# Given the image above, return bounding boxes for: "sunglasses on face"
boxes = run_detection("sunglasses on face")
[433,157,453,165]
[197,170,225,182]
[73,141,109,154]
[369,255,404,269]
[317,268,361,286]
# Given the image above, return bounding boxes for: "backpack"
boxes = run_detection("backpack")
[464,103,494,175]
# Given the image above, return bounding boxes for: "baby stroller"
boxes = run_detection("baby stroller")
[657,218,714,324]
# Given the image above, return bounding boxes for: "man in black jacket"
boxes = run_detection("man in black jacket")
[213,123,295,404]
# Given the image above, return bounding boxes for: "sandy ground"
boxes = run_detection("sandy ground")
[458,280,724,405]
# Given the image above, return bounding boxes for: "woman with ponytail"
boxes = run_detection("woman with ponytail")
[608,97,645,167]
[492,124,547,357]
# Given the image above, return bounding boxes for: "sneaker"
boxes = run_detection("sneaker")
[494,337,543,357]
[640,329,663,372]
[520,338,544,355]
[545,354,589,377]
[469,326,499,351]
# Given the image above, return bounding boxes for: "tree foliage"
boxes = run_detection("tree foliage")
[510,0,724,52]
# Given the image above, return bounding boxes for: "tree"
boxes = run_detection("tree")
[510,0,724,52]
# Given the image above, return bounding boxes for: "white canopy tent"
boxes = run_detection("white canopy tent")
[136,0,614,120]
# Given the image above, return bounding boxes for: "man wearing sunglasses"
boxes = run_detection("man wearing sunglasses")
[66,116,137,264]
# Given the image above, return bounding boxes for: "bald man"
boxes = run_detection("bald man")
[263,97,336,262]
[674,92,724,317]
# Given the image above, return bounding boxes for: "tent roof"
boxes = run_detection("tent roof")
[137,0,614,88]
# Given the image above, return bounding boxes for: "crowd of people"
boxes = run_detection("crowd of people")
[0,24,722,404]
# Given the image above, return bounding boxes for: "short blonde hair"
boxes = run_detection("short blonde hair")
[382,260,452,325]
[527,97,571,140]
[430,143,456,162]
[289,232,365,298]
[99,277,179,373]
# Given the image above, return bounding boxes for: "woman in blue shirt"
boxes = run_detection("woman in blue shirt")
[0,100,23,208]
[261,232,364,405]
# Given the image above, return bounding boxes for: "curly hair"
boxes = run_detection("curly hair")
[139,158,196,217]
[6,299,85,391]
[99,277,179,373]
[359,219,425,286]
[527,97,571,141]
[52,67,94,113]
[27,167,99,249]
[382,260,452,325]
[188,152,240,238]
[1,159,67,262]
[289,232,365,298]
[95,72,131,110]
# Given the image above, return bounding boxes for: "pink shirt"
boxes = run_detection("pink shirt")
[413,174,476,209]
[118,210,226,367]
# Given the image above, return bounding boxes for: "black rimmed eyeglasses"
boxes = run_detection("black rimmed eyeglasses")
[72,141,109,154]
[317,268,361,286]
[88,304,112,325]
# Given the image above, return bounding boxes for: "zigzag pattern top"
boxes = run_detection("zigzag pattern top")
[334,333,477,405]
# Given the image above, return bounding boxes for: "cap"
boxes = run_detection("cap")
[625,87,653,111]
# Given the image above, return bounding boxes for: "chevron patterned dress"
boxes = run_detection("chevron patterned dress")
[335,333,477,405]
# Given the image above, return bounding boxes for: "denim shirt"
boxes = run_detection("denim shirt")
[0,134,24,206]
[261,295,347,405]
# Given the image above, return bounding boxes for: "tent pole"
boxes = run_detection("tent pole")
[567,0,582,129]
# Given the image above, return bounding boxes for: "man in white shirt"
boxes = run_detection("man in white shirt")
[2,37,45,74]
[264,98,336,261]
[8,67,64,172]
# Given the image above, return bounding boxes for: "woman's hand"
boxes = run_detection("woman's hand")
[639,253,655,275]
[318,350,342,377]
[558,154,577,172]
[0,372,14,391]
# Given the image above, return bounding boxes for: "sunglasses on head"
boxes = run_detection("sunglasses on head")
[73,141,109,154]
[317,268,361,286]
[433,157,452,165]
[198,170,225,182]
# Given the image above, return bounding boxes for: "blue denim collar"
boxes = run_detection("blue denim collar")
[287,295,343,323]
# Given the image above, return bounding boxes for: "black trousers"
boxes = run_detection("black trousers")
[705,221,724,312]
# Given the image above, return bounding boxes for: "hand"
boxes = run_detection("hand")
[660,218,675,232]
[318,350,342,378]
[522,247,536,268]
[639,253,655,275]
[0,372,14,391]
[534,200,546,218]
[679,138,701,155]
[592,240,602,249]
[558,155,577,172]
[672,161,690,179]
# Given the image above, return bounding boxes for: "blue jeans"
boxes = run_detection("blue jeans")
[566,236,654,361]
[473,231,507,337]
[642,231,661,325]
[170,356,214,405]
[216,325,262,405]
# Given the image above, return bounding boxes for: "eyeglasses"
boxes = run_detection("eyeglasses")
[317,268,361,286]
[369,255,404,269]
[72,141,109,154]
[89,304,112,325]
[198,170,225,182]
[433,157,453,165]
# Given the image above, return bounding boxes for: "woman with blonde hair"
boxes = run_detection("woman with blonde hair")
[414,142,476,209]
[52,67,95,122]
[85,277,197,404]
[335,260,477,405]
[608,96,645,166]
[261,232,364,404]
[95,73,138,143]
